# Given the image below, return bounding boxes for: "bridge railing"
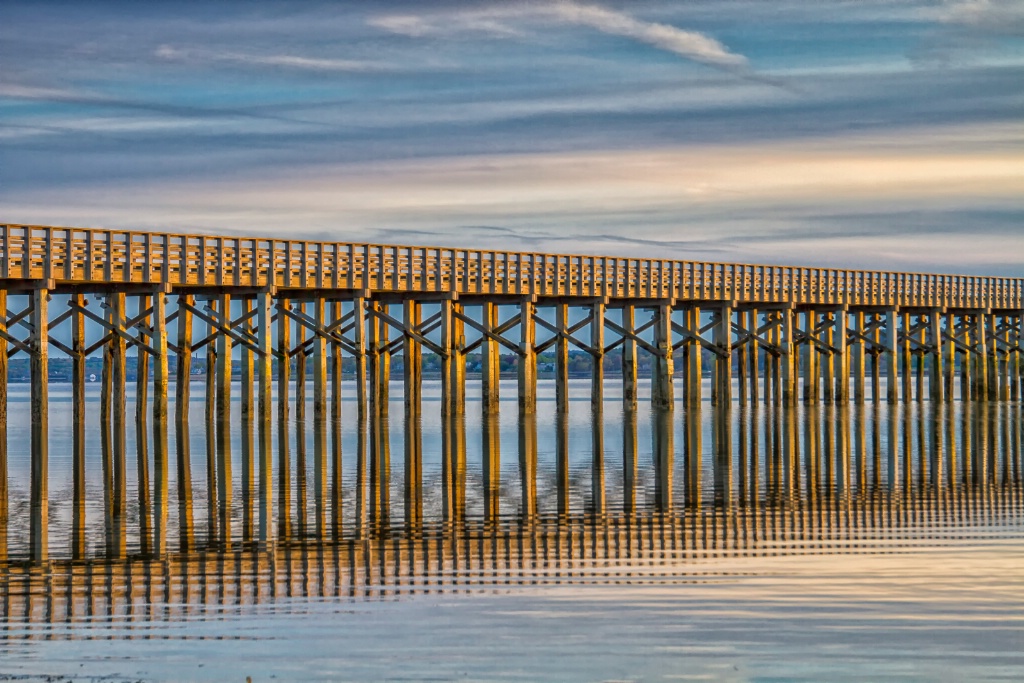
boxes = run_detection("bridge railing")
[1,224,1021,309]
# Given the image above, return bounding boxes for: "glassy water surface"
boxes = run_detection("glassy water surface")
[1,380,1023,681]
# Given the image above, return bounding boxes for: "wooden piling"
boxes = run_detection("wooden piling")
[70,292,86,558]
[621,304,638,411]
[151,290,170,555]
[312,296,328,538]
[591,301,605,410]
[403,299,422,528]
[135,295,152,554]
[0,291,7,562]
[652,303,674,410]
[518,299,536,415]
[29,287,49,562]
[555,303,570,414]
[712,305,731,407]
[174,294,195,550]
[885,309,899,404]
[330,300,343,537]
[835,309,848,404]
[239,298,255,542]
[853,311,865,404]
[686,306,702,407]
[255,291,273,541]
[276,296,292,539]
[748,309,759,407]
[481,301,500,415]
[110,292,127,559]
[215,293,232,542]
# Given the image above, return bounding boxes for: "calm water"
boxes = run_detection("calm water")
[1,379,1023,681]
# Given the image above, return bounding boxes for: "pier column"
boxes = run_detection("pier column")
[136,297,152,554]
[885,309,899,404]
[835,309,848,404]
[276,296,292,538]
[974,313,988,401]
[403,299,423,528]
[621,305,638,410]
[30,287,49,562]
[651,303,674,410]
[852,311,865,404]
[712,304,732,406]
[685,306,702,407]
[152,291,170,555]
[174,294,195,550]
[802,309,815,404]
[369,301,390,414]
[110,292,127,558]
[239,299,254,543]
[985,313,998,401]
[591,301,605,409]
[555,303,570,414]
[944,312,956,401]
[518,298,537,415]
[330,300,343,537]
[748,309,759,407]
[782,306,796,405]
[900,312,913,403]
[0,291,6,562]
[481,301,500,415]
[215,293,232,542]
[256,291,273,541]
[352,295,367,415]
[823,312,835,404]
[312,296,329,537]
[930,311,945,403]
[441,297,462,416]
[70,293,86,558]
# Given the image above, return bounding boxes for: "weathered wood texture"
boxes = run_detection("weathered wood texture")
[1,224,1020,308]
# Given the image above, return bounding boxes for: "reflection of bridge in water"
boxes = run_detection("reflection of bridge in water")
[1,397,1022,572]
[0,224,1022,561]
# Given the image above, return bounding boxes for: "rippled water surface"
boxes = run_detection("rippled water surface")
[1,380,1023,681]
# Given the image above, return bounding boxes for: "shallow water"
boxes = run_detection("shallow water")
[1,380,1022,681]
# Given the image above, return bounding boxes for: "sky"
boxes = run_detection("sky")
[1,0,1022,275]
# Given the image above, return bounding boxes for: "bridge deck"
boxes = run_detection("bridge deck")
[2,224,1021,309]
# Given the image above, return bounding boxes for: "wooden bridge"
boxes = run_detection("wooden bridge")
[0,223,1022,561]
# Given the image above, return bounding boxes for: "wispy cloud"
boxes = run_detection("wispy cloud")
[370,1,746,68]
[548,2,746,67]
[154,45,390,73]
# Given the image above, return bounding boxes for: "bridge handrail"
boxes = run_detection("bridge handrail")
[1,224,1021,309]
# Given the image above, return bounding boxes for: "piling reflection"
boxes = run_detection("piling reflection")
[1,395,1023,633]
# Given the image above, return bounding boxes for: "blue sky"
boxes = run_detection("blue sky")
[2,1,1022,274]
